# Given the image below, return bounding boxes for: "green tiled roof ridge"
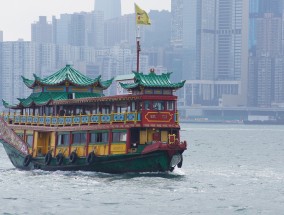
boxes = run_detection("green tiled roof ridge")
[21,65,114,89]
[13,92,103,108]
[21,76,35,88]
[2,99,14,108]
[120,71,185,89]
[38,65,99,87]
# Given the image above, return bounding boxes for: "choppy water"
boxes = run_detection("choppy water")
[1,123,284,214]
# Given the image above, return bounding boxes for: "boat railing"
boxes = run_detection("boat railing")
[1,111,141,126]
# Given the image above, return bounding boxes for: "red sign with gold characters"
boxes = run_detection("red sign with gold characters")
[144,112,173,123]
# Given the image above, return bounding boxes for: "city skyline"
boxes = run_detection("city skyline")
[0,0,170,41]
[0,0,283,109]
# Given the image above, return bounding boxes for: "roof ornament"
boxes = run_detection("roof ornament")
[150,68,155,73]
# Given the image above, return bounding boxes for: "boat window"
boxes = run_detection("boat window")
[26,135,33,147]
[167,101,175,110]
[57,134,70,146]
[91,105,98,114]
[34,108,39,115]
[72,133,87,145]
[90,132,108,143]
[85,107,92,115]
[112,131,127,142]
[144,101,151,110]
[130,101,136,112]
[116,105,127,113]
[76,107,82,115]
[45,106,53,116]
[153,101,165,111]
[102,106,110,114]
[138,101,143,111]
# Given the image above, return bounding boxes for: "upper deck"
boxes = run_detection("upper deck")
[2,94,180,131]
[1,65,185,131]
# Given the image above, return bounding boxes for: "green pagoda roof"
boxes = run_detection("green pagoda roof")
[22,64,113,89]
[2,92,102,108]
[119,71,185,90]
[2,99,15,109]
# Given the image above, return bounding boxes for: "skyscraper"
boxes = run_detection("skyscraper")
[52,12,104,48]
[94,0,121,20]
[170,0,197,87]
[195,0,249,105]
[248,12,283,107]
[52,14,72,45]
[0,41,36,105]
[171,0,196,50]
[104,14,136,48]
[31,16,52,43]
[69,13,86,46]
[249,0,283,51]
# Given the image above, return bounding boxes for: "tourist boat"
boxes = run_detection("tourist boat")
[0,64,187,173]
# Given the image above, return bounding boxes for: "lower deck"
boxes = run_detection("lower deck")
[12,125,180,159]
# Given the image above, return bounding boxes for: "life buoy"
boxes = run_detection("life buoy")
[69,151,77,163]
[44,152,52,165]
[23,154,32,167]
[56,153,64,165]
[86,152,95,164]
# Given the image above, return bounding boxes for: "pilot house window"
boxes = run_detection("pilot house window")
[167,101,175,110]
[153,101,165,111]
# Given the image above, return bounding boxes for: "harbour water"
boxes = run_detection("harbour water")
[0,123,284,214]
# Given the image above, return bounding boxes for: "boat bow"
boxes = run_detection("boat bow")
[0,117,29,155]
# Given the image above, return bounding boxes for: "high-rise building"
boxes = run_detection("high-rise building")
[171,0,196,50]
[170,0,197,88]
[35,43,56,77]
[69,13,86,46]
[0,41,36,105]
[248,13,283,107]
[90,11,104,49]
[0,31,3,42]
[274,57,284,104]
[104,14,136,48]
[53,14,72,45]
[53,12,104,48]
[249,0,283,51]
[195,0,249,106]
[144,10,171,49]
[95,0,121,20]
[31,16,52,43]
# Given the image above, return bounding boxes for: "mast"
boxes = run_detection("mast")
[136,26,141,72]
[134,3,151,73]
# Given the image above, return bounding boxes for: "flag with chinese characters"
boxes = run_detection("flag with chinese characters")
[135,3,151,25]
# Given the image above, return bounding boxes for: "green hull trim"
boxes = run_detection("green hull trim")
[1,140,181,173]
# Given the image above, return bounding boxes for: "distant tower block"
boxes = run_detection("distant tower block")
[95,0,121,20]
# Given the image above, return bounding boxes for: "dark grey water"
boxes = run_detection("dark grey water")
[1,123,284,214]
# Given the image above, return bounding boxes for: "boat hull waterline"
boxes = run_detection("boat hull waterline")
[0,139,185,173]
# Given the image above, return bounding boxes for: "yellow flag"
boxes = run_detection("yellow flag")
[135,3,151,25]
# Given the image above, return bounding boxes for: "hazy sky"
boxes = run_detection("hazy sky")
[0,0,170,41]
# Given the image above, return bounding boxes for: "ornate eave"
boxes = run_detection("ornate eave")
[120,71,185,90]
[21,65,112,89]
